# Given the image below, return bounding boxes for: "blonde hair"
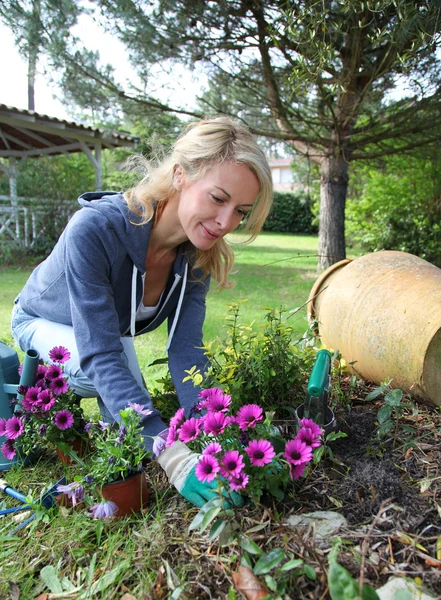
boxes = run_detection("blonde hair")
[124,116,273,288]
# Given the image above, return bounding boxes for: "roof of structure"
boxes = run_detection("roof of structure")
[0,104,139,159]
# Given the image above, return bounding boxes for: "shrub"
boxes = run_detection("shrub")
[262,190,317,234]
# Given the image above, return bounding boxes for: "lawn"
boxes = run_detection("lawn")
[1,234,440,600]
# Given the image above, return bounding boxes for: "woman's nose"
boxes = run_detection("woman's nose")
[216,207,235,231]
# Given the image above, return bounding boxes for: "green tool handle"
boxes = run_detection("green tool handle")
[17,349,39,397]
[307,349,331,397]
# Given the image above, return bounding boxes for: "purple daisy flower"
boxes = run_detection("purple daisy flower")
[178,418,201,443]
[128,402,153,417]
[245,439,276,467]
[37,389,56,411]
[49,346,71,364]
[296,427,322,449]
[56,482,84,506]
[289,462,307,480]
[23,386,41,410]
[202,411,231,436]
[169,407,185,429]
[219,450,245,479]
[165,426,179,447]
[283,439,313,466]
[299,418,323,438]
[202,441,223,457]
[49,377,69,395]
[0,418,6,437]
[205,389,232,413]
[54,410,74,430]
[198,387,222,400]
[89,500,118,519]
[35,364,48,383]
[1,439,16,460]
[195,455,220,483]
[45,364,63,381]
[229,471,249,491]
[5,416,24,440]
[236,404,263,430]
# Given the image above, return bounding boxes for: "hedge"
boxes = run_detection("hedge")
[263,190,317,234]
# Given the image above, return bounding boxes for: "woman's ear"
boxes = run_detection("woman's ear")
[173,165,185,190]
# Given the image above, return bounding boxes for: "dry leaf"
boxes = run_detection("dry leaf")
[34,595,48,600]
[153,567,167,599]
[120,594,138,600]
[232,565,270,600]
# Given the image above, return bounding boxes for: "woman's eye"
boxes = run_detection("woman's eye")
[211,194,224,204]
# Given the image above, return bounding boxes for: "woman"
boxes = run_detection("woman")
[11,116,273,506]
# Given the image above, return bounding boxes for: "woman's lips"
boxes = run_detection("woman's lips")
[201,224,219,239]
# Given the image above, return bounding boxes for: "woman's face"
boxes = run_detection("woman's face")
[176,162,260,250]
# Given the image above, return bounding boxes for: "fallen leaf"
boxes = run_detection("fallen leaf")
[153,567,167,599]
[232,565,270,600]
[34,595,48,600]
[424,558,441,568]
[120,594,138,600]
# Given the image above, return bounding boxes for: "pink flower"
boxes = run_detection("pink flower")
[245,439,276,467]
[54,410,74,430]
[37,389,56,411]
[205,389,231,413]
[296,427,322,449]
[5,416,24,440]
[169,407,185,428]
[202,441,223,457]
[178,418,200,443]
[1,439,16,460]
[202,411,231,436]
[283,439,313,465]
[229,471,249,491]
[289,462,307,480]
[236,404,263,430]
[0,418,6,436]
[299,418,323,438]
[35,364,48,383]
[89,500,118,519]
[45,364,63,381]
[22,386,41,411]
[195,455,220,483]
[220,450,245,479]
[49,346,71,364]
[50,377,69,395]
[165,426,179,447]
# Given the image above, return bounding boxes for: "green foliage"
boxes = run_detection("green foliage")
[365,383,413,439]
[346,153,441,266]
[262,191,317,235]
[202,303,316,417]
[328,540,380,600]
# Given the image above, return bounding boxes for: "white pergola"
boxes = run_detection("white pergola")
[0,103,139,192]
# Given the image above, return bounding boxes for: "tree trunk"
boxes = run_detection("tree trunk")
[317,155,348,271]
[27,51,37,111]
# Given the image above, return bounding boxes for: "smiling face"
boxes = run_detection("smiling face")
[175,162,260,250]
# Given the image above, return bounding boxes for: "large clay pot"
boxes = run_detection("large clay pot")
[308,250,441,406]
[101,472,149,517]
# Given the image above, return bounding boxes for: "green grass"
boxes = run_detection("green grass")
[0,233,320,599]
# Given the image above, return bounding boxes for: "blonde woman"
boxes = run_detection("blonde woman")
[12,116,273,506]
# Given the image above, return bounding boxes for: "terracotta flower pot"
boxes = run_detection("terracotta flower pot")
[56,438,85,465]
[100,472,149,517]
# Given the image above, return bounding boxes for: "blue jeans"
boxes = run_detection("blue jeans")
[11,300,147,422]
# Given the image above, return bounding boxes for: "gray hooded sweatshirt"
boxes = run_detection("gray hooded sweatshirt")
[17,192,210,443]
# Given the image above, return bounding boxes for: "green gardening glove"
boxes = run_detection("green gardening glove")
[156,440,244,508]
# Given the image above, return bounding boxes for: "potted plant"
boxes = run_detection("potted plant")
[165,387,323,503]
[60,405,151,518]
[0,346,87,464]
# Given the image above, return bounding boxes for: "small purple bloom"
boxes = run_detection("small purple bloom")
[296,427,322,449]
[220,450,245,479]
[298,418,323,438]
[202,441,223,457]
[23,386,40,410]
[84,422,93,432]
[117,425,127,444]
[236,404,263,430]
[283,439,313,466]
[50,377,69,395]
[5,416,24,440]
[17,384,28,396]
[35,364,48,382]
[195,455,220,483]
[165,426,179,447]
[83,475,95,484]
[289,462,307,480]
[128,402,153,417]
[169,407,185,428]
[1,439,16,460]
[202,411,231,436]
[56,482,84,506]
[37,389,56,411]
[178,418,201,443]
[45,364,63,381]
[0,418,6,437]
[89,500,118,519]
[205,389,232,413]
[245,439,276,467]
[49,346,71,364]
[229,470,249,491]
[54,410,74,430]
[108,456,116,465]
[98,421,110,430]
[38,424,47,435]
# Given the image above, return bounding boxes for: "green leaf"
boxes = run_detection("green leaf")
[328,561,359,599]
[313,445,325,464]
[264,574,278,592]
[208,518,227,541]
[240,553,253,569]
[378,421,394,436]
[80,560,130,597]
[377,405,393,424]
[254,548,286,575]
[188,497,223,531]
[384,389,403,406]
[239,535,264,555]
[279,558,304,572]
[40,565,64,594]
[365,387,386,401]
[199,505,222,533]
[303,564,317,580]
[326,432,348,442]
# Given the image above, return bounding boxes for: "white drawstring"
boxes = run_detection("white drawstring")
[166,262,188,351]
[130,264,138,337]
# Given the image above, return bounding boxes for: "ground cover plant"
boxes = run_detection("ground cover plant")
[1,233,441,599]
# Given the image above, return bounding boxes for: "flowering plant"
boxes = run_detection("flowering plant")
[0,346,87,461]
[166,387,322,502]
[58,405,151,519]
